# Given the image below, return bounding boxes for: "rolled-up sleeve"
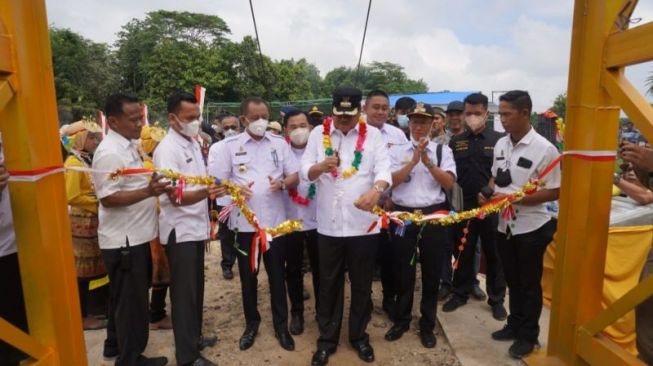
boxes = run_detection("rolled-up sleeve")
[372,132,392,185]
[301,127,321,183]
[92,152,122,199]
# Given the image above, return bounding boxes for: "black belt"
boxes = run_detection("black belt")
[392,202,449,214]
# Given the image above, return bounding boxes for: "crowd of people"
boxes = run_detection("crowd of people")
[0,86,651,366]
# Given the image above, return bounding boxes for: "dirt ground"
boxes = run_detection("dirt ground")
[84,240,462,366]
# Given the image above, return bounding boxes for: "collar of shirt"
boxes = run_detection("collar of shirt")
[464,128,488,139]
[508,127,536,147]
[106,129,135,150]
[238,130,274,145]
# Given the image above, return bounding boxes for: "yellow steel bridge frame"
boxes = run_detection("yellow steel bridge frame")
[0,1,652,365]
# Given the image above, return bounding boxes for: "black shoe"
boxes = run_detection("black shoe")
[239,328,257,350]
[442,296,467,312]
[275,330,295,351]
[471,284,487,301]
[491,304,508,321]
[384,324,409,341]
[437,286,451,301]
[509,339,539,359]
[353,342,374,363]
[290,314,304,335]
[222,268,234,280]
[491,325,516,341]
[102,344,118,361]
[144,356,169,366]
[199,335,218,350]
[311,349,332,366]
[183,356,217,366]
[419,330,437,348]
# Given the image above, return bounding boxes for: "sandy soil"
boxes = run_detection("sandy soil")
[84,241,462,366]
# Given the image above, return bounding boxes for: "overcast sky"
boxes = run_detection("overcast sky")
[45,0,653,112]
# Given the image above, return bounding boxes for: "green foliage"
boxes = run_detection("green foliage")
[551,93,566,118]
[50,27,119,123]
[51,10,430,122]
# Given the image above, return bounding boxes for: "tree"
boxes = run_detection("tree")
[322,62,428,96]
[50,27,119,124]
[551,93,567,118]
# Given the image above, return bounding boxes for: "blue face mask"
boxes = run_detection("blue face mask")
[397,114,409,128]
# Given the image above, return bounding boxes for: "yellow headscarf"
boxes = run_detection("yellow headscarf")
[140,123,167,156]
[60,119,102,154]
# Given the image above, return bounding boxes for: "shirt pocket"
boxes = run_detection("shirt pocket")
[232,154,252,177]
[265,149,285,176]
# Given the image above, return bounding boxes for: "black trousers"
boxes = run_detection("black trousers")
[216,206,236,271]
[379,229,397,302]
[285,230,319,316]
[391,223,447,332]
[102,242,151,366]
[497,219,556,343]
[0,253,28,366]
[165,231,205,365]
[235,232,289,332]
[452,214,506,305]
[316,234,377,352]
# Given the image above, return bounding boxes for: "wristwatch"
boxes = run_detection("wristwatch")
[373,184,386,193]
[613,173,621,185]
[423,159,435,168]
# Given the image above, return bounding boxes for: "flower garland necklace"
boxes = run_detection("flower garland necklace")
[288,184,316,206]
[322,116,367,178]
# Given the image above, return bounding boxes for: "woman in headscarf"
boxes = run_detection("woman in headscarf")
[139,123,173,330]
[60,119,107,330]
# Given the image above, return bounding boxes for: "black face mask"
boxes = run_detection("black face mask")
[495,167,512,188]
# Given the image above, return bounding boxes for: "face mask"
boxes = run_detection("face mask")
[248,118,268,137]
[290,127,310,146]
[223,129,239,138]
[465,115,486,132]
[179,118,201,137]
[397,115,409,128]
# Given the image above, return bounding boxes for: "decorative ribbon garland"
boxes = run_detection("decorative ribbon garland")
[322,116,367,178]
[288,183,316,206]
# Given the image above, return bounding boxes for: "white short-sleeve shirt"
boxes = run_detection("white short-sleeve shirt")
[154,128,210,244]
[300,122,392,237]
[212,131,299,232]
[283,146,318,231]
[92,130,158,249]
[208,139,233,207]
[390,141,457,208]
[491,127,561,235]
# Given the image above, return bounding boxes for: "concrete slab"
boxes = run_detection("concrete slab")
[437,276,550,366]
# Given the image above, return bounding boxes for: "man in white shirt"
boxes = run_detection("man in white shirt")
[92,93,170,366]
[302,87,391,366]
[209,114,240,280]
[154,92,221,366]
[363,89,407,320]
[212,97,300,352]
[385,103,456,348]
[281,110,320,336]
[0,146,28,366]
[484,90,560,359]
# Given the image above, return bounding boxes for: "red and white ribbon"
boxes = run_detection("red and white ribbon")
[8,166,64,182]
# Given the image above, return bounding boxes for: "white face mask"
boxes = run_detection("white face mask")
[289,127,310,146]
[397,114,409,128]
[179,119,201,137]
[247,118,269,137]
[465,115,486,132]
[223,129,239,138]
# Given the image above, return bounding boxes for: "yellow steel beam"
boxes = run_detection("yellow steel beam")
[576,330,645,366]
[582,258,653,335]
[604,21,653,68]
[0,33,14,74]
[0,318,49,360]
[0,1,87,365]
[529,1,624,365]
[0,80,14,111]
[602,70,653,143]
